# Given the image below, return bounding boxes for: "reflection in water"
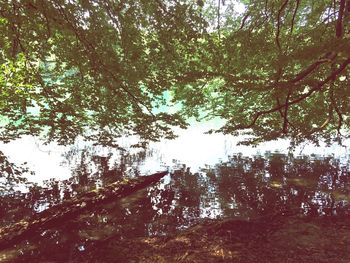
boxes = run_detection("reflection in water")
[1,150,350,262]
[210,154,350,218]
[0,151,35,227]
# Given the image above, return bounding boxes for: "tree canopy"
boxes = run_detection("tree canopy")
[0,0,350,146]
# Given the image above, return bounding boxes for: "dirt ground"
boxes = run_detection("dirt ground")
[1,213,349,262]
[75,214,350,263]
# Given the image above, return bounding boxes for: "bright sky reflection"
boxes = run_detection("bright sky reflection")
[0,119,349,184]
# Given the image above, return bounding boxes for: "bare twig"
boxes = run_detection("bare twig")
[282,89,291,133]
[290,0,300,33]
[264,0,269,19]
[276,96,296,133]
[10,2,20,58]
[217,0,221,38]
[336,0,346,38]
[35,0,52,40]
[330,89,343,134]
[103,0,124,36]
[330,64,343,134]
[276,0,289,51]
[239,12,250,30]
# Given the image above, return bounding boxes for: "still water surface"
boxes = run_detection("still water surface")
[1,122,349,183]
[1,124,350,262]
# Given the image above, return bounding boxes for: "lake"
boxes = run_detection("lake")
[0,122,350,262]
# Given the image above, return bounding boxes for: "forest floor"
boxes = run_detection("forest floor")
[77,214,350,263]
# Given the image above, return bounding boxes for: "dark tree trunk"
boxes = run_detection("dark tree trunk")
[0,171,168,251]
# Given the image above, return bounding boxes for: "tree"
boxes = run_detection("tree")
[173,0,350,146]
[0,0,199,145]
[1,0,350,146]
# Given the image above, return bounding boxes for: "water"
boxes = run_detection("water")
[1,121,348,183]
[1,125,350,262]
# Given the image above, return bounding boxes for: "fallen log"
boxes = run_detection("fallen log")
[0,171,168,250]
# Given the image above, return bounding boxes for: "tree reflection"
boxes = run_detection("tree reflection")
[1,151,350,262]
[0,151,34,227]
[208,153,350,218]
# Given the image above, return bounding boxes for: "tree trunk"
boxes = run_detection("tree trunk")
[0,171,168,250]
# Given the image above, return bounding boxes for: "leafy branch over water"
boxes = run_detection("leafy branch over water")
[0,1,350,145]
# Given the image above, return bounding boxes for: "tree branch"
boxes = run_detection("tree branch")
[103,0,124,36]
[336,0,346,38]
[290,0,300,33]
[0,171,168,250]
[276,0,289,51]
[180,50,336,89]
[52,2,156,118]
[289,52,337,84]
[217,0,221,39]
[229,57,350,131]
[239,12,250,30]
[276,95,296,133]
[282,88,291,133]
[330,89,343,134]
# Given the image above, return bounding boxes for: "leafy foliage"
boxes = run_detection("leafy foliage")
[1,0,350,145]
[0,0,197,145]
[0,150,33,193]
[172,0,350,145]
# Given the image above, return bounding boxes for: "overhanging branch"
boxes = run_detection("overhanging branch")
[290,0,300,33]
[336,0,346,38]
[52,1,156,118]
[229,57,350,131]
[276,0,289,51]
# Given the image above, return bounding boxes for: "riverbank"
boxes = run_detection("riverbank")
[73,214,350,263]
